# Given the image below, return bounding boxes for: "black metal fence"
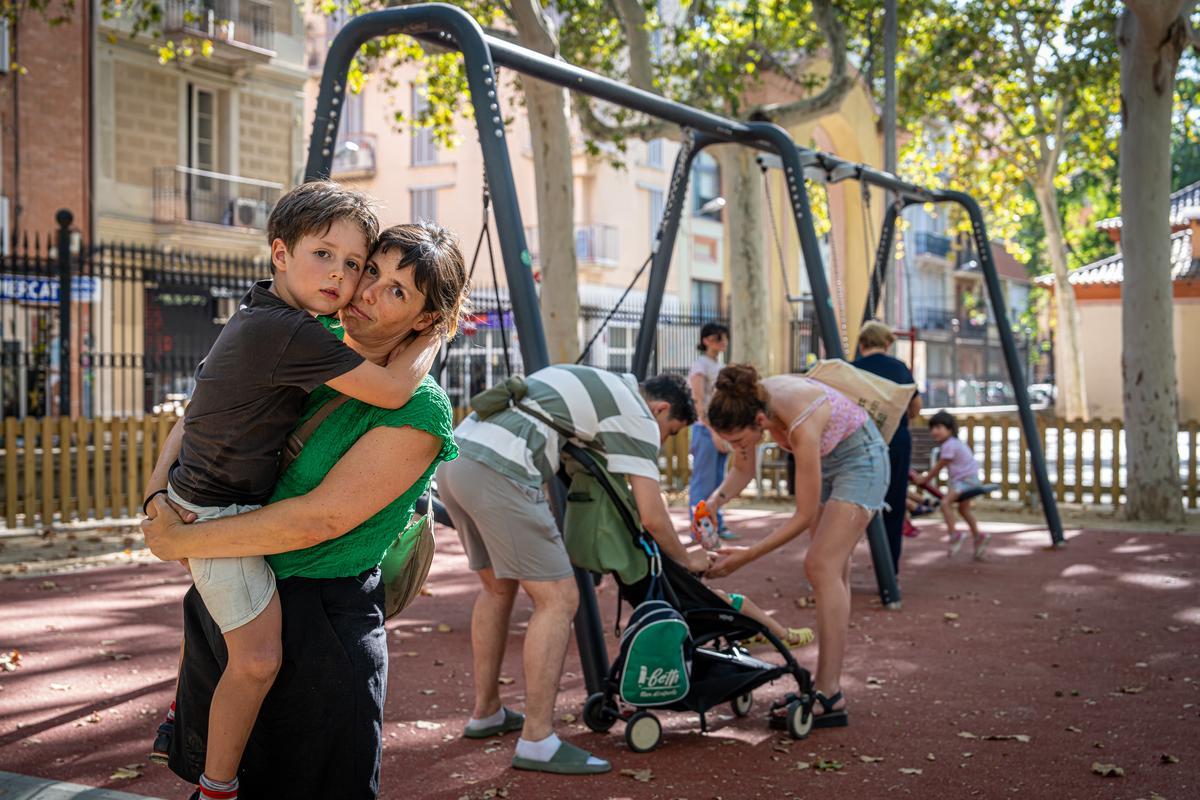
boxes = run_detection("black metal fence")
[438,288,728,410]
[3,221,726,418]
[788,314,1044,408]
[1,215,265,419]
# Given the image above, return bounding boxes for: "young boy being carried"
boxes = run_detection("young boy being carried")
[918,410,991,560]
[144,182,441,800]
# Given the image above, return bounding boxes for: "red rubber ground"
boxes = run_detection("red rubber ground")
[1,509,1198,799]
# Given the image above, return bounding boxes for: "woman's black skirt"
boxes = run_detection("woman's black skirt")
[169,568,387,799]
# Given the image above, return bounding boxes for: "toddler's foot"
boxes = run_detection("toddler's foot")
[717,527,738,541]
[948,530,965,557]
[973,533,993,561]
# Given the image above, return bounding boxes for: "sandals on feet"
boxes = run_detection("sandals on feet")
[810,690,849,729]
[512,740,611,775]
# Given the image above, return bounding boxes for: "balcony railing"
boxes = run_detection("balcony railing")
[914,231,953,258]
[153,166,283,231]
[525,224,620,266]
[332,133,378,178]
[162,0,275,54]
[913,306,956,331]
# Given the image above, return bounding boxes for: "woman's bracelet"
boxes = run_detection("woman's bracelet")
[142,488,169,517]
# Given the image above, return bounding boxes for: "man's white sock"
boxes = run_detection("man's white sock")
[466,707,507,731]
[515,733,562,762]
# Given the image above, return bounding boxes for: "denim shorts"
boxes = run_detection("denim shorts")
[951,476,983,495]
[819,422,890,513]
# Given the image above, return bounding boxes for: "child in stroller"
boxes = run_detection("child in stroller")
[564,444,816,753]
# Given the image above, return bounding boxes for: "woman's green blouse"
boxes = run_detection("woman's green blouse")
[265,374,458,580]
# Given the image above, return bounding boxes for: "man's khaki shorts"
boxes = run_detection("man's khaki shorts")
[435,457,574,582]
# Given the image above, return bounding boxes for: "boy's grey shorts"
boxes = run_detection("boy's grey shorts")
[435,457,575,583]
[168,484,273,634]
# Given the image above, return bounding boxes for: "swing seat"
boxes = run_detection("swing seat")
[955,483,999,503]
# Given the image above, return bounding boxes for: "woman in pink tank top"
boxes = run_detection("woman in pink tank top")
[700,364,889,731]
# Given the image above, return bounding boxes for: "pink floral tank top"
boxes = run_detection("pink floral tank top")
[779,378,868,457]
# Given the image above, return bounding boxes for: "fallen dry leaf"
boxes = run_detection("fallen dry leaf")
[982,734,1031,743]
[1160,754,1179,764]
[958,731,979,739]
[419,689,435,696]
[1066,726,1083,733]
[1034,612,1049,620]
[1119,686,1145,695]
[1091,762,1124,777]
[40,580,57,590]
[794,761,811,770]
[943,612,960,621]
[414,720,442,730]
[0,650,20,671]
[49,682,70,691]
[899,768,923,775]
[927,753,936,761]
[620,768,654,783]
[498,676,515,685]
[859,755,884,763]
[815,758,843,771]
[110,764,143,780]
[560,713,576,724]
[436,623,452,633]
[1079,626,1101,634]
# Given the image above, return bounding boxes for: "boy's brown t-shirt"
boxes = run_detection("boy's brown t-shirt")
[168,281,365,507]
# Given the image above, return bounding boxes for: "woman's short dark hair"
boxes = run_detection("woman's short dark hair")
[929,410,958,436]
[708,364,769,432]
[371,222,469,339]
[697,322,730,352]
[641,373,698,425]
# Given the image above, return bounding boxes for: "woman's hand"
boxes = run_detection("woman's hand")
[141,495,197,562]
[706,545,753,578]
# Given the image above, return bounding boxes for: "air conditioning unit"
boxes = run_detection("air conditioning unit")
[230,197,270,229]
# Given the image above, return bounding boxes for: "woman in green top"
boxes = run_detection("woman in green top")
[142,223,468,799]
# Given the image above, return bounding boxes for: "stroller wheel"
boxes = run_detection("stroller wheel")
[731,691,753,718]
[786,698,813,740]
[625,711,662,753]
[582,692,618,733]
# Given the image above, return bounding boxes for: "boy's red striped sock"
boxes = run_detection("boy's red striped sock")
[165,700,176,723]
[198,774,237,799]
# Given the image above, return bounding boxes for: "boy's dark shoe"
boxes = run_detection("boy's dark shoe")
[150,719,173,766]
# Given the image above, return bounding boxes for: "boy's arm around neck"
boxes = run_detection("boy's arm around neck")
[325,333,441,409]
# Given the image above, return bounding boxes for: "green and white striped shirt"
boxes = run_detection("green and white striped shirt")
[454,364,662,487]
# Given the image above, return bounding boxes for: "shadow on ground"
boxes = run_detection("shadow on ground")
[1,510,1198,799]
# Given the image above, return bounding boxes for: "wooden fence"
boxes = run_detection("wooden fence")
[2,414,178,530]
[944,416,1200,510]
[4,413,1198,531]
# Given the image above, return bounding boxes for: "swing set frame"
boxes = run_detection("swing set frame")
[305,3,1065,697]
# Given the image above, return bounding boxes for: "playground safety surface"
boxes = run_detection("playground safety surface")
[1,509,1197,799]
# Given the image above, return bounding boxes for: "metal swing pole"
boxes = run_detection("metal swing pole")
[632,130,704,380]
[746,122,903,609]
[861,200,902,327]
[939,191,1064,547]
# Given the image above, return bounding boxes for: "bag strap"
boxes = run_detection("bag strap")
[280,393,352,474]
